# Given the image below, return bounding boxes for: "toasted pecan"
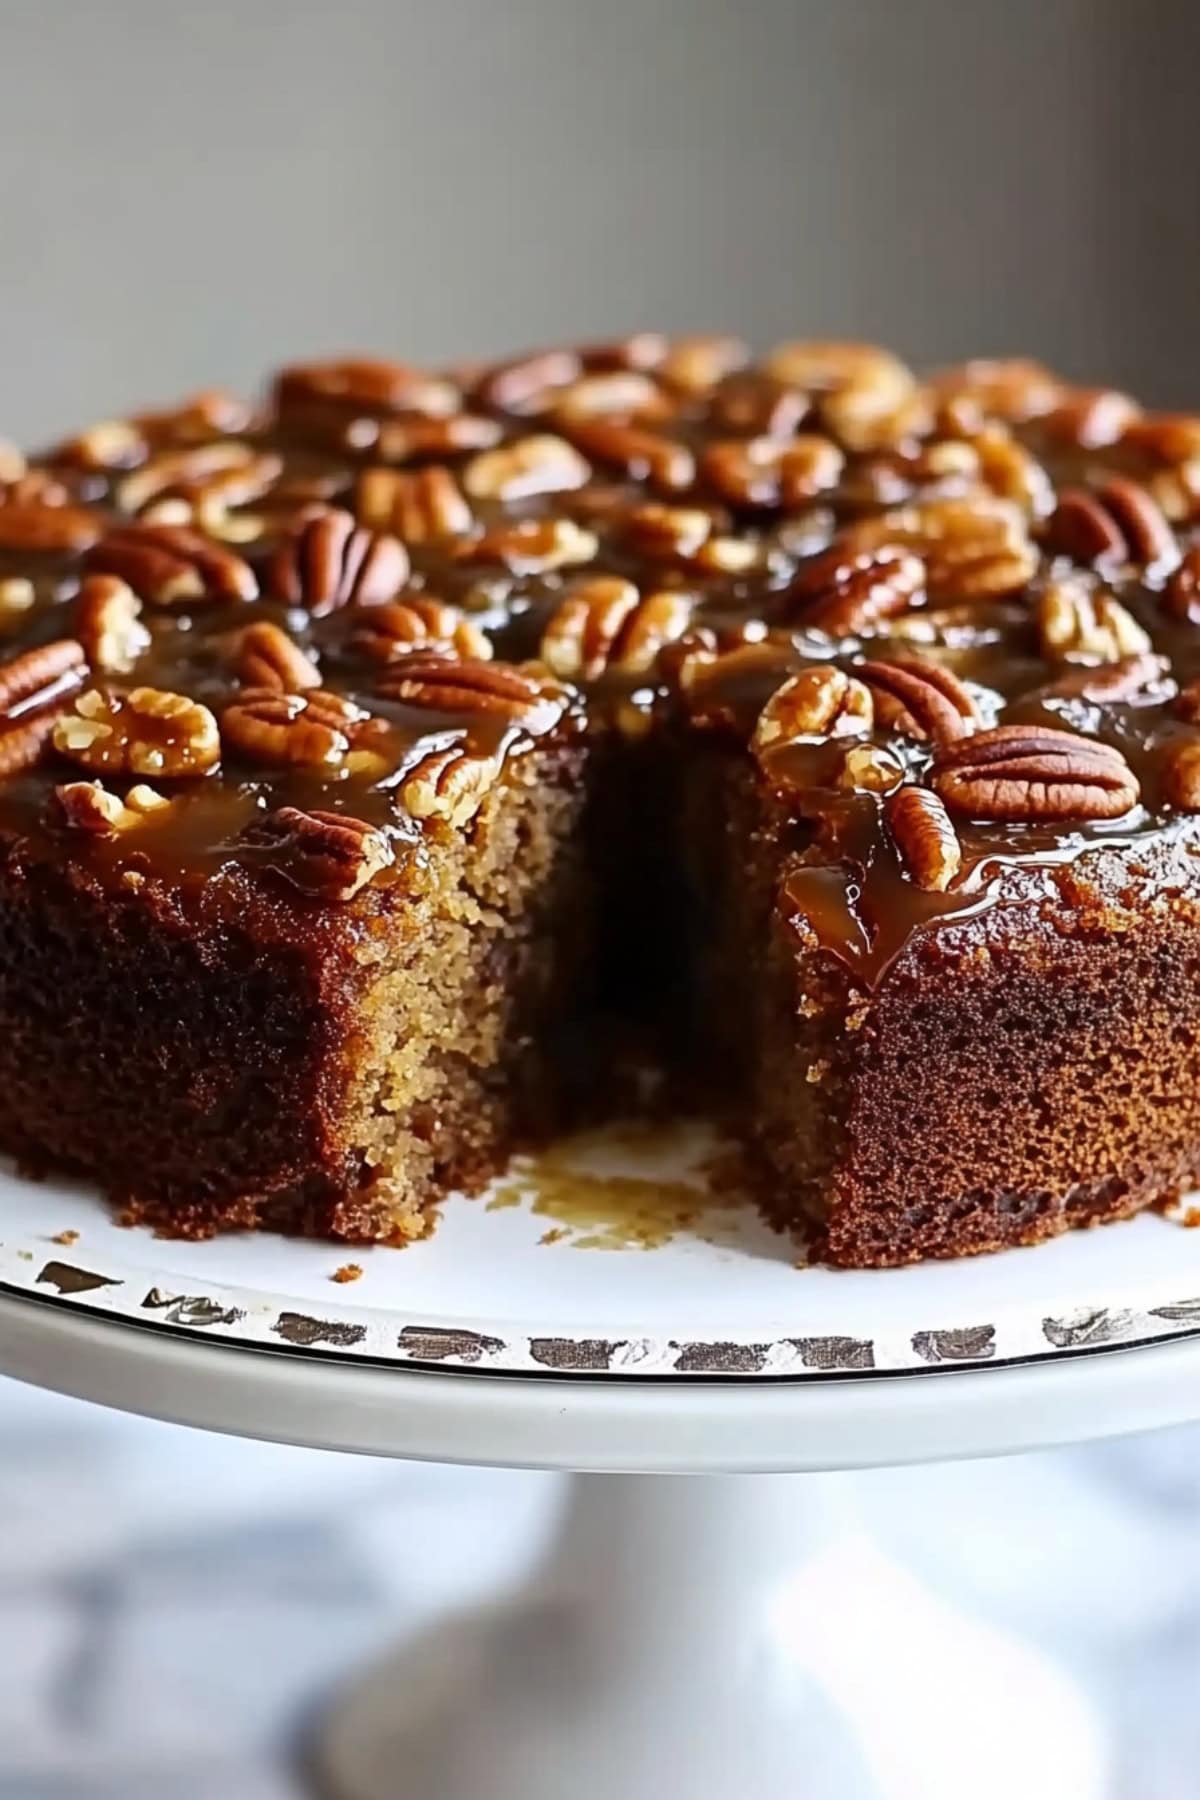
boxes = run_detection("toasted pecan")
[886,785,963,890]
[932,725,1138,821]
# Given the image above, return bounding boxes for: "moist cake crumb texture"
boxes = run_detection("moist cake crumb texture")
[4,339,1200,1265]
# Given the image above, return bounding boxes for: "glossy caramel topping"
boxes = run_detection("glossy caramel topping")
[1,340,1200,942]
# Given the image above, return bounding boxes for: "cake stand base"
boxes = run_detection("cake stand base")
[316,1472,1107,1800]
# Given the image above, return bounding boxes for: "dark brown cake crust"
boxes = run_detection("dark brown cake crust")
[5,338,1200,1262]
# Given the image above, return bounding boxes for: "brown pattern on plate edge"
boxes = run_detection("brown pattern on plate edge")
[272,1310,368,1348]
[397,1325,505,1362]
[912,1324,996,1363]
[36,1259,121,1294]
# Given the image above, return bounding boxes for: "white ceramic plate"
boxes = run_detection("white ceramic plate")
[2,1119,1199,1380]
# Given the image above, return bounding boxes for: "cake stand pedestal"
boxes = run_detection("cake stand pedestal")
[2,1132,1200,1798]
[317,1471,1107,1800]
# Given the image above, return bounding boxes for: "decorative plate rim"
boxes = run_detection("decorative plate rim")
[5,1234,1200,1381]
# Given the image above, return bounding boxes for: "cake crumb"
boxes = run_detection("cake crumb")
[539,1227,567,1246]
[331,1262,364,1283]
[805,1058,830,1085]
[50,1229,80,1246]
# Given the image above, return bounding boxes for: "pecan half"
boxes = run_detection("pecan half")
[710,372,810,438]
[1164,740,1200,811]
[777,347,920,451]
[837,744,905,793]
[350,597,491,665]
[370,413,502,464]
[1038,387,1140,451]
[1044,480,1177,573]
[845,498,1037,601]
[116,442,281,523]
[786,543,926,635]
[400,744,502,828]
[1043,489,1130,565]
[221,689,387,770]
[267,509,409,616]
[540,578,693,680]
[763,342,916,448]
[971,427,1056,517]
[474,348,582,413]
[54,687,221,778]
[751,666,873,749]
[1122,412,1200,465]
[837,439,981,511]
[1036,578,1151,663]
[764,339,910,392]
[275,358,458,420]
[355,466,473,542]
[622,504,757,573]
[1175,677,1200,725]
[701,435,845,511]
[0,503,101,554]
[235,622,322,691]
[454,517,598,573]
[657,334,750,395]
[539,577,633,680]
[580,335,671,376]
[375,656,566,734]
[561,420,695,493]
[48,418,146,476]
[856,657,979,742]
[131,390,256,449]
[549,372,670,423]
[1152,458,1200,526]
[148,464,288,547]
[49,397,243,475]
[1039,653,1172,707]
[0,711,60,776]
[56,780,169,835]
[461,434,591,502]
[932,725,1139,821]
[86,524,257,605]
[927,358,1064,425]
[74,576,152,675]
[610,591,697,676]
[239,806,394,901]
[0,639,87,718]
[0,470,73,508]
[886,786,962,890]
[1164,545,1200,621]
[1151,460,1200,529]
[0,578,35,630]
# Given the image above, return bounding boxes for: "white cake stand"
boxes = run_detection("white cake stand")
[2,1121,1200,1800]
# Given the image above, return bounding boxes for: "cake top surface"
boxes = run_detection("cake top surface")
[3,336,1200,967]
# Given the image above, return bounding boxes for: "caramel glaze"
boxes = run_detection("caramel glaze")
[4,343,1200,983]
[679,598,1200,984]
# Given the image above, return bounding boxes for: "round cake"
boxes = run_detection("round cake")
[2,337,1199,1266]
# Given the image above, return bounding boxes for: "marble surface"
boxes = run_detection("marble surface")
[0,1374,1196,1799]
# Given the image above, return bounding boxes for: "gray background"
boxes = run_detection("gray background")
[1,0,1197,445]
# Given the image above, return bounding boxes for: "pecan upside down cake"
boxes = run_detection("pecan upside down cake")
[3,338,1200,1267]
